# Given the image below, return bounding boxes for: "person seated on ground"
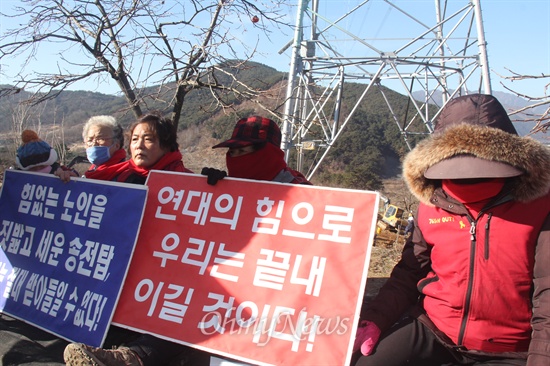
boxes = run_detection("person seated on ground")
[15,129,78,176]
[353,94,550,366]
[63,111,203,366]
[202,115,312,185]
[83,115,127,174]
[63,116,311,366]
[56,115,128,182]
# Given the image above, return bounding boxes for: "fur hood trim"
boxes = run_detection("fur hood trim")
[404,123,550,204]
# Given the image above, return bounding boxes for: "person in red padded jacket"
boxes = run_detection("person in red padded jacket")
[354,94,550,366]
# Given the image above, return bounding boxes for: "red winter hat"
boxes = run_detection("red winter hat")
[212,116,282,149]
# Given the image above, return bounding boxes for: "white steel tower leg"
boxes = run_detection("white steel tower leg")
[280,1,492,177]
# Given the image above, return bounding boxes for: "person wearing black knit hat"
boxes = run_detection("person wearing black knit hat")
[353,94,550,366]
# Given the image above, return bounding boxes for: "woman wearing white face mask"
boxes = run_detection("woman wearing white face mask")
[15,129,77,176]
[82,115,127,179]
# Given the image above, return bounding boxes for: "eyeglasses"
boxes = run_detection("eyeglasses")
[85,136,114,147]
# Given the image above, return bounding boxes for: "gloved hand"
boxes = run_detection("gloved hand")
[201,167,227,185]
[353,320,381,356]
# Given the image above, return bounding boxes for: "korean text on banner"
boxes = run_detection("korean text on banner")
[0,169,147,347]
[114,171,378,366]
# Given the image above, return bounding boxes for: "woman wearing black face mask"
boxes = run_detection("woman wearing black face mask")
[82,115,127,179]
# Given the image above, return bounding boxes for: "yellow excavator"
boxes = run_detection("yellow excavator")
[376,195,408,233]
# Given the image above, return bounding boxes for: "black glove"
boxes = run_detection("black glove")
[201,167,227,186]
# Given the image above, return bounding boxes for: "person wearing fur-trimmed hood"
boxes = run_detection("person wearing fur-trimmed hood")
[354,94,550,366]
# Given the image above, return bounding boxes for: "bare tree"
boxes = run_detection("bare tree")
[0,0,291,129]
[497,68,550,135]
[9,98,41,162]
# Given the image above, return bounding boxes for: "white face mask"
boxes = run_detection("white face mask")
[31,166,52,174]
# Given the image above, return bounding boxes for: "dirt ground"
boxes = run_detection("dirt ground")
[363,176,414,301]
[363,229,406,302]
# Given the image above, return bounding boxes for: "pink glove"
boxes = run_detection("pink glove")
[353,320,382,356]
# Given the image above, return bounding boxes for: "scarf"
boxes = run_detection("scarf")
[116,150,187,182]
[83,150,187,182]
[84,148,127,180]
[226,142,287,181]
[442,178,506,213]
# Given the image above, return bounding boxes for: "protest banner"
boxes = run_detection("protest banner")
[114,171,378,365]
[0,169,147,346]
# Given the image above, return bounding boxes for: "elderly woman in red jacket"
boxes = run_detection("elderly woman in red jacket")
[82,115,128,178]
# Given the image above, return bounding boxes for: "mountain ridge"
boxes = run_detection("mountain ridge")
[1,62,547,190]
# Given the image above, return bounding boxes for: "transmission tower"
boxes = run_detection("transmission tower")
[280,0,491,179]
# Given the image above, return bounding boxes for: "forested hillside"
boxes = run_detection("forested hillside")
[0,61,286,131]
[301,84,428,190]
[0,61,428,190]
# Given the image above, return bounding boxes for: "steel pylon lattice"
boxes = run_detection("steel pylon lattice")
[280,0,491,179]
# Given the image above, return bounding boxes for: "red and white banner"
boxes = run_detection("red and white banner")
[113,171,378,366]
